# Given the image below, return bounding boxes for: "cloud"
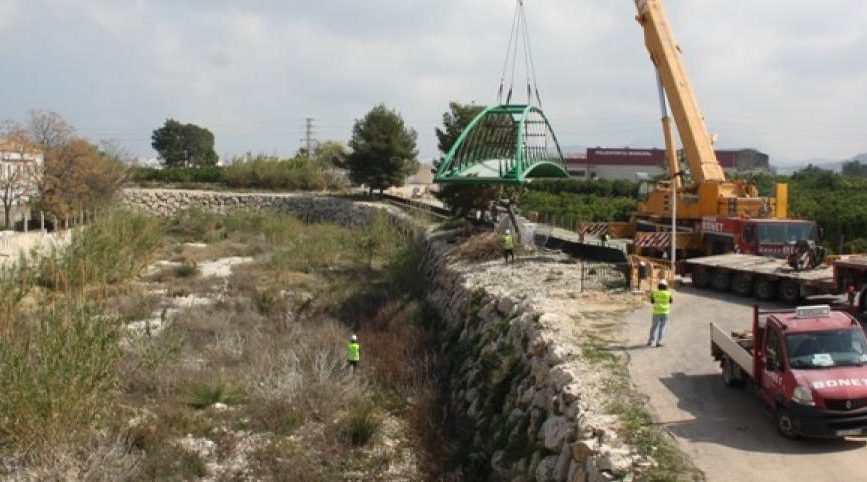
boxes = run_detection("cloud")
[0,0,864,163]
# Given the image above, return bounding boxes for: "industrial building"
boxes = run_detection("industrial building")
[565,147,770,181]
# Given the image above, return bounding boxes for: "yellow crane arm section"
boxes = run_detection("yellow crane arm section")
[634,0,726,184]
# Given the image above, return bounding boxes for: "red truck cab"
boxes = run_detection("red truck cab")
[702,217,818,258]
[713,305,867,438]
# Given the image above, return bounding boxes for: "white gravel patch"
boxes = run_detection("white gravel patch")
[199,257,254,278]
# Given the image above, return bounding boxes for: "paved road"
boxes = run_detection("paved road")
[622,287,867,482]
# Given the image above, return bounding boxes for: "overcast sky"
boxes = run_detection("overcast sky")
[1,0,865,165]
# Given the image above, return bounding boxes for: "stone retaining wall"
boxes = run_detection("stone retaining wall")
[122,189,376,227]
[422,230,646,481]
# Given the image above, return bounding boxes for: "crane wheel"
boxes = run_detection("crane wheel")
[692,268,711,288]
[711,270,731,292]
[731,273,753,297]
[779,280,802,304]
[754,278,777,301]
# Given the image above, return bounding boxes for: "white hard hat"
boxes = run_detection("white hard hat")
[351,334,357,341]
[659,279,668,287]
[505,228,511,234]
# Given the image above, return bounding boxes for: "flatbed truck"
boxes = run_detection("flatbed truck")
[683,253,867,311]
[711,305,867,438]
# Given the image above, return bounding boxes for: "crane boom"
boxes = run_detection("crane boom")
[634,0,726,183]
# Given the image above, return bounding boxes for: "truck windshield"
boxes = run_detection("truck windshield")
[786,330,867,369]
[758,223,817,244]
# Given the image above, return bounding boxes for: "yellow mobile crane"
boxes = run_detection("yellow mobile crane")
[629,0,817,259]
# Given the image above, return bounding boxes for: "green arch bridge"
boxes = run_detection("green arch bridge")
[434,104,570,185]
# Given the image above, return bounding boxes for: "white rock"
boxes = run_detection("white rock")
[545,343,572,366]
[572,439,599,461]
[546,365,579,391]
[597,447,633,475]
[561,382,582,405]
[539,416,575,451]
[211,402,228,412]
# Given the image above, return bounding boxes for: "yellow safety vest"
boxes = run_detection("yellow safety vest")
[347,342,360,362]
[503,234,515,250]
[652,289,672,315]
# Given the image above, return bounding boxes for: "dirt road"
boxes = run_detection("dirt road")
[623,287,867,481]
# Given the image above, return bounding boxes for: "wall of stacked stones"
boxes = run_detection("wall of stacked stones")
[122,189,378,228]
[422,231,636,482]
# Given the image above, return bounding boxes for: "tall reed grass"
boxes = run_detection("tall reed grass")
[37,210,163,292]
[0,301,122,450]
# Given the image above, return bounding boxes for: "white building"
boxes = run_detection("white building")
[0,139,44,228]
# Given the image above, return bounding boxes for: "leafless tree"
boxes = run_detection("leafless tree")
[27,109,75,150]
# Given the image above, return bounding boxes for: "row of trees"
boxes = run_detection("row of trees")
[149,105,420,194]
[1,110,125,227]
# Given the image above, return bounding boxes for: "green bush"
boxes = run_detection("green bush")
[37,210,163,291]
[186,381,246,409]
[223,157,328,191]
[528,179,641,198]
[0,302,122,449]
[129,166,224,184]
[337,404,381,447]
[519,191,637,223]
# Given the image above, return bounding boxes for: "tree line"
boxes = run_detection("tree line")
[147,104,420,195]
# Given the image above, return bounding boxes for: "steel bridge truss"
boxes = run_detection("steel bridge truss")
[434,104,570,185]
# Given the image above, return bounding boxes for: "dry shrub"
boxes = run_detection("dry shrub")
[110,285,162,322]
[358,301,425,392]
[246,398,303,437]
[249,439,328,482]
[9,435,141,482]
[456,231,504,262]
[172,306,238,352]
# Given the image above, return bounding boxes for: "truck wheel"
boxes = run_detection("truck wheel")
[712,270,731,292]
[779,280,802,304]
[754,277,777,301]
[692,268,710,289]
[776,409,799,439]
[731,273,753,297]
[722,357,744,387]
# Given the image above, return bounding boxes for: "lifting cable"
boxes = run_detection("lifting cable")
[497,0,542,107]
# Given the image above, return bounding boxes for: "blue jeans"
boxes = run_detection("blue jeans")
[649,314,669,344]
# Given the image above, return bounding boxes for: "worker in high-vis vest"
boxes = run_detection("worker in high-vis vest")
[347,334,360,372]
[502,228,515,264]
[647,279,673,347]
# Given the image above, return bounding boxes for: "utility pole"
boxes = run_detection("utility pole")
[304,118,315,159]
